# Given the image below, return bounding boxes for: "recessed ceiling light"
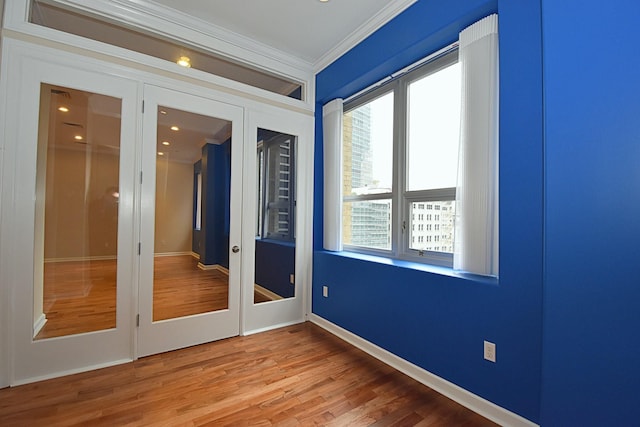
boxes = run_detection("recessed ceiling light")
[170,126,179,131]
[159,110,167,115]
[177,56,191,68]
[158,152,164,156]
[58,106,69,112]
[74,135,83,140]
[162,141,170,146]
[319,0,329,2]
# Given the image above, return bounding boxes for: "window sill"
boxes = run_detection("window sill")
[317,250,498,286]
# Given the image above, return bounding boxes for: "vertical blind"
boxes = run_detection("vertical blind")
[454,14,499,276]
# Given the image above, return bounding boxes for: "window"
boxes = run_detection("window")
[342,50,460,265]
[342,91,394,250]
[256,130,296,241]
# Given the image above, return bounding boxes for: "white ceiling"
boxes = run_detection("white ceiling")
[148,0,415,66]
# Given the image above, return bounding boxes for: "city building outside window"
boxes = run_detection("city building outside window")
[341,50,460,266]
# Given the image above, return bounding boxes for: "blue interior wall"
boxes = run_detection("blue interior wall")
[255,239,295,298]
[540,1,640,425]
[200,141,231,268]
[313,0,543,422]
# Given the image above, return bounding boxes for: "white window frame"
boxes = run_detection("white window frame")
[342,49,459,267]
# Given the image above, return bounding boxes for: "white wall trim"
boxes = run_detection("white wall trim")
[44,255,118,263]
[11,358,132,387]
[242,319,304,337]
[254,284,284,302]
[309,314,538,427]
[214,265,229,275]
[313,0,417,72]
[63,0,313,74]
[153,251,192,258]
[32,313,46,338]
[196,263,229,275]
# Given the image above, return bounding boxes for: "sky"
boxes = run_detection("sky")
[368,62,461,192]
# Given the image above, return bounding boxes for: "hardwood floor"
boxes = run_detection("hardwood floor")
[37,259,118,339]
[0,323,497,426]
[37,255,232,339]
[152,255,228,321]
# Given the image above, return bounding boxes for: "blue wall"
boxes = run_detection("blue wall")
[255,239,295,298]
[198,141,231,268]
[540,1,640,425]
[313,0,543,422]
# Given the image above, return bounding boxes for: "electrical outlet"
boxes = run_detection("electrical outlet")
[322,286,329,298]
[290,274,295,284]
[484,340,496,362]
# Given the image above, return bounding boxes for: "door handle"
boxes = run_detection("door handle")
[232,246,240,253]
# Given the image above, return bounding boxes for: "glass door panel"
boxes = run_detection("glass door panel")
[138,85,242,357]
[152,106,231,321]
[254,129,296,304]
[34,84,121,340]
[242,109,312,334]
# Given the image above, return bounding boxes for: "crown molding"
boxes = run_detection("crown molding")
[313,0,417,73]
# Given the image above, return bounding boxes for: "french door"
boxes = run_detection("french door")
[6,52,138,384]
[137,85,243,357]
[241,109,313,334]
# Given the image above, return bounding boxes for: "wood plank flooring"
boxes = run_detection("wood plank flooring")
[1,323,498,426]
[152,256,228,321]
[37,255,233,339]
[37,259,118,339]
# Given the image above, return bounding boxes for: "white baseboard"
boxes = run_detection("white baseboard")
[197,263,229,275]
[11,358,132,387]
[154,251,192,258]
[242,318,304,337]
[254,284,283,301]
[191,251,200,260]
[309,314,537,427]
[33,313,47,338]
[44,255,117,263]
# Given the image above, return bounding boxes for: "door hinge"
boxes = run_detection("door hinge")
[402,220,406,234]
[140,171,143,184]
[142,100,144,113]
[136,314,140,327]
[138,242,141,255]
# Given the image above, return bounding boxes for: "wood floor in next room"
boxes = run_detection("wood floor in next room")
[0,322,498,426]
[37,254,272,339]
